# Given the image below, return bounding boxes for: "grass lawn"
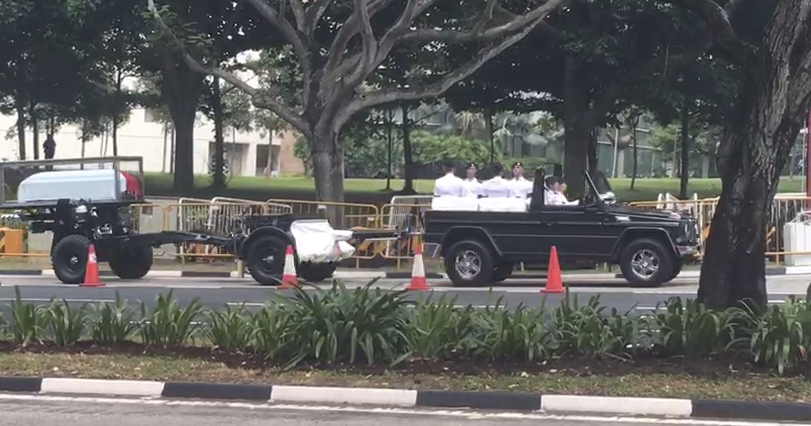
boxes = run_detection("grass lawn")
[2,350,810,403]
[144,172,806,203]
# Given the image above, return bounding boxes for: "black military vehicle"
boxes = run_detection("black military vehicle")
[423,170,700,287]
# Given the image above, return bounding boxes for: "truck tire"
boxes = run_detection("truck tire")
[619,238,674,287]
[444,239,495,287]
[109,244,153,280]
[298,263,336,283]
[246,235,288,286]
[52,234,92,284]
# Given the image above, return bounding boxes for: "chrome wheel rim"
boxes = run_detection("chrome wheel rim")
[630,249,660,280]
[455,250,481,280]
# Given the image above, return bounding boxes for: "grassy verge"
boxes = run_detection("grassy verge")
[1,348,809,402]
[144,173,806,203]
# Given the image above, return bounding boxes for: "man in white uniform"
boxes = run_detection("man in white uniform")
[461,162,483,198]
[509,162,533,198]
[481,163,512,198]
[433,161,464,197]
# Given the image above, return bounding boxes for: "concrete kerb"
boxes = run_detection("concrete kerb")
[0,376,808,421]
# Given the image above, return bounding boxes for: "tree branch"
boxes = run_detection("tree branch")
[322,0,396,78]
[472,0,500,34]
[662,0,756,63]
[304,0,334,35]
[287,0,308,31]
[338,14,547,128]
[146,0,310,136]
[398,0,564,44]
[355,0,378,76]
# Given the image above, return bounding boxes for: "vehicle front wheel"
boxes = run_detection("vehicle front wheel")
[298,262,336,283]
[52,234,92,284]
[444,239,495,287]
[619,238,674,287]
[246,236,288,286]
[109,243,154,280]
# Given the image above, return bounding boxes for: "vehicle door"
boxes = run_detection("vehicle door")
[535,173,616,262]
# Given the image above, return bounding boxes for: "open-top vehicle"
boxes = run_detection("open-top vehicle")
[0,157,403,285]
[423,168,700,287]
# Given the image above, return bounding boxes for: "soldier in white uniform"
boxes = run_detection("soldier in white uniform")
[461,162,483,198]
[509,162,534,198]
[481,163,512,198]
[433,161,465,197]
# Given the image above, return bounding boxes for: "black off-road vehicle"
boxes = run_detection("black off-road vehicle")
[423,169,700,287]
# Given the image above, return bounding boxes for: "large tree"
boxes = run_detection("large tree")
[669,0,811,309]
[148,0,566,204]
[444,0,715,195]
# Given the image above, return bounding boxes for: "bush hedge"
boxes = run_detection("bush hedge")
[2,282,811,375]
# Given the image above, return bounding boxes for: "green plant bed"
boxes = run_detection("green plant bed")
[2,281,811,382]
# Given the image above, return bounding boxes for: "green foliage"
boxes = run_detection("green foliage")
[139,291,204,347]
[655,298,725,358]
[9,287,47,346]
[45,300,88,347]
[204,304,255,351]
[91,294,137,345]
[281,280,412,367]
[8,285,811,376]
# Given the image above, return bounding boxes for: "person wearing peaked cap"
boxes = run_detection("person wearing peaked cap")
[461,162,483,198]
[481,162,512,198]
[433,161,465,197]
[509,161,533,198]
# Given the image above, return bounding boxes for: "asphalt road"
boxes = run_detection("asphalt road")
[0,396,800,426]
[0,273,809,313]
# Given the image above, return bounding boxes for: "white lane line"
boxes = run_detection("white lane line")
[0,298,116,303]
[224,302,504,309]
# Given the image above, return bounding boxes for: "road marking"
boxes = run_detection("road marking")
[0,298,116,303]
[224,302,504,309]
[0,394,797,426]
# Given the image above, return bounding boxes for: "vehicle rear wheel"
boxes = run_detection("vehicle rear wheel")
[298,262,336,283]
[246,236,288,286]
[109,243,153,280]
[52,234,92,284]
[619,238,674,287]
[492,260,514,283]
[444,239,495,287]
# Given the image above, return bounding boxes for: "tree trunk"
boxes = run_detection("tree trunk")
[172,113,195,190]
[563,56,591,197]
[699,87,805,309]
[160,54,204,191]
[486,110,495,164]
[679,104,690,199]
[631,119,638,190]
[112,70,123,157]
[265,132,275,178]
[309,120,346,226]
[15,99,26,160]
[587,128,598,175]
[211,76,226,190]
[401,103,416,194]
[30,105,39,161]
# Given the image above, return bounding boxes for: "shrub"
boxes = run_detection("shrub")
[655,297,724,358]
[204,303,254,352]
[45,299,88,347]
[90,293,137,345]
[139,291,204,347]
[406,295,476,360]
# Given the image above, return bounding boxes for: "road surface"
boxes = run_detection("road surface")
[0,395,801,426]
[0,274,809,313]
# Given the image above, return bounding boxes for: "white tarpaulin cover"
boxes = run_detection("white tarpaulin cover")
[290,219,355,263]
[18,169,128,203]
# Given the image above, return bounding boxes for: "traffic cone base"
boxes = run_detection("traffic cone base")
[280,245,298,288]
[542,246,564,294]
[81,244,104,287]
[408,243,429,291]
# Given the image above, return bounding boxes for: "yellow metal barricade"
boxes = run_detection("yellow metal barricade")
[380,203,430,268]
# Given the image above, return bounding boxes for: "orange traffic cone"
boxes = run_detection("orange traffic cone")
[542,246,564,294]
[81,245,104,287]
[408,243,429,291]
[280,245,298,288]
